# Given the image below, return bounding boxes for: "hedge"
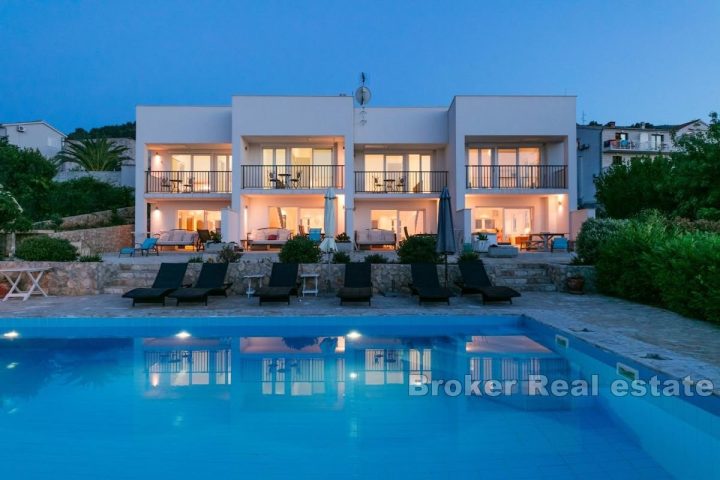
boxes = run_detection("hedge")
[15,236,78,261]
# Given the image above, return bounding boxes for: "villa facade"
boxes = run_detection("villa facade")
[134,95,577,247]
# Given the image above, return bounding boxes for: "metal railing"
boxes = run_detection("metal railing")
[242,165,344,189]
[603,140,673,152]
[146,171,231,193]
[354,170,448,193]
[465,165,567,189]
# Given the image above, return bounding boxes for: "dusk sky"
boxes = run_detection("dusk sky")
[1,0,718,133]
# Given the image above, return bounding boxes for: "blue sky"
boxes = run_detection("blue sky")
[1,0,718,132]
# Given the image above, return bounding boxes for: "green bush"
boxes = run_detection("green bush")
[332,252,351,264]
[651,233,720,322]
[397,235,441,264]
[215,245,242,263]
[46,177,133,217]
[188,255,205,263]
[15,236,78,261]
[364,253,388,264]
[457,251,479,263]
[335,232,351,242]
[575,218,628,265]
[278,236,321,263]
[78,254,103,262]
[595,215,669,304]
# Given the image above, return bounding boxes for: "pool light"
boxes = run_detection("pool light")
[175,331,191,339]
[6,362,19,369]
[2,331,19,339]
[349,372,358,380]
[346,331,361,340]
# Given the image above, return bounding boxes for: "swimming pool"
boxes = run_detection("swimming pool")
[0,316,717,479]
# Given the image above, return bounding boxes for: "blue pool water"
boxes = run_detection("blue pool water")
[0,316,717,479]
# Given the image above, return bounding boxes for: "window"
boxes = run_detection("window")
[466,147,541,188]
[177,210,221,233]
[650,134,664,149]
[362,153,435,192]
[612,156,623,165]
[615,132,628,141]
[268,207,324,233]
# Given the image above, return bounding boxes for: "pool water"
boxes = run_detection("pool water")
[0,317,717,479]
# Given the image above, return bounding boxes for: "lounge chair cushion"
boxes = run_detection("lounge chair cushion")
[337,287,372,299]
[256,286,294,299]
[122,287,174,299]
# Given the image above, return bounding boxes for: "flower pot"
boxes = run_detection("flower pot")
[0,283,9,299]
[566,276,585,295]
[336,242,353,253]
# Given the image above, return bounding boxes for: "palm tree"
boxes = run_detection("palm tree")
[57,137,129,171]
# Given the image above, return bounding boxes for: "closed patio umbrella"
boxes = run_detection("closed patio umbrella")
[435,186,456,286]
[319,188,337,253]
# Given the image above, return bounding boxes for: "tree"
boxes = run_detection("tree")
[66,121,135,140]
[0,139,57,220]
[57,137,130,171]
[0,185,31,233]
[669,112,720,219]
[594,155,676,218]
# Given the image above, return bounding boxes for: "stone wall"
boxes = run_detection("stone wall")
[547,263,597,293]
[33,206,134,230]
[0,261,107,295]
[49,224,134,254]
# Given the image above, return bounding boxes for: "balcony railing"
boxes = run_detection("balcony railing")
[603,140,673,152]
[465,165,567,189]
[146,171,231,193]
[354,170,448,193]
[242,165,344,189]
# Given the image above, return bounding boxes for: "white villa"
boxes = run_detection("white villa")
[134,95,578,248]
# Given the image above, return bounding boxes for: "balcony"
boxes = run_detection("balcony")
[242,165,344,190]
[146,171,231,194]
[603,140,672,153]
[465,165,567,189]
[354,170,448,194]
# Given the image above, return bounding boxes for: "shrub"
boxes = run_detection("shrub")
[575,218,628,265]
[364,253,388,264]
[15,236,78,261]
[332,252,351,264]
[651,233,720,322]
[78,253,102,262]
[279,236,321,263]
[335,232,350,242]
[188,255,205,263]
[457,251,479,263]
[45,177,133,217]
[674,217,720,234]
[215,245,242,263]
[595,215,669,304]
[397,235,441,264]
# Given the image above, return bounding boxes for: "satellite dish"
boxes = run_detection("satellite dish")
[355,85,371,106]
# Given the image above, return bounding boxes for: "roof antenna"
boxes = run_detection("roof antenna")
[355,72,372,125]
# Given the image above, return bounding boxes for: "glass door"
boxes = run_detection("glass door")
[398,210,425,238]
[503,208,532,244]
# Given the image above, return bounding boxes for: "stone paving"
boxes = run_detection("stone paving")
[1,290,718,394]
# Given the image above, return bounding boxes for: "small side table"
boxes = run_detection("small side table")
[243,274,264,298]
[300,273,320,297]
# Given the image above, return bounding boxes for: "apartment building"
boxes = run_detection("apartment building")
[135,95,577,247]
[0,120,65,158]
[577,119,708,208]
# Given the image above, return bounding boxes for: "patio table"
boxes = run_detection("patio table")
[242,274,265,298]
[0,267,52,301]
[528,232,566,252]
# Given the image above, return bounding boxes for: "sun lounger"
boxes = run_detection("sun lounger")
[256,263,299,305]
[337,262,373,305]
[121,263,188,306]
[167,262,231,306]
[410,263,454,305]
[457,260,521,304]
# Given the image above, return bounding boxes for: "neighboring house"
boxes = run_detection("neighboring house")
[576,119,708,209]
[0,120,65,158]
[135,95,577,246]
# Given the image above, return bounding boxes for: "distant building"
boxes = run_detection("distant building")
[576,119,708,209]
[0,120,66,158]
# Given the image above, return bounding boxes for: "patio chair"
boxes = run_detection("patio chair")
[551,237,569,252]
[337,262,373,305]
[183,177,194,192]
[291,170,302,188]
[135,237,159,256]
[409,263,454,305]
[308,228,322,243]
[256,263,299,305]
[396,177,406,192]
[456,260,521,304]
[167,262,232,306]
[373,176,383,192]
[121,262,188,306]
[196,229,211,251]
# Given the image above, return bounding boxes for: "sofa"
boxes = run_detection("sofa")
[355,229,396,249]
[156,229,199,250]
[249,228,292,249]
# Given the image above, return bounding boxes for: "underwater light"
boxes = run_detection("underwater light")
[2,331,19,339]
[349,372,358,380]
[346,331,361,340]
[175,331,191,339]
